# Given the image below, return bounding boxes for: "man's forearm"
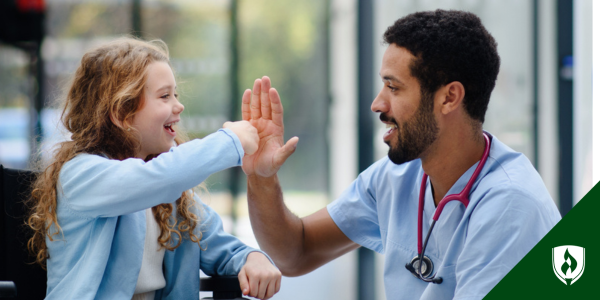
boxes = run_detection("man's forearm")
[247,174,305,275]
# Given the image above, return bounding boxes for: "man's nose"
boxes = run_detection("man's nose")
[371,90,388,113]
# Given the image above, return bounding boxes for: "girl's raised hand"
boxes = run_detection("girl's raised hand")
[238,252,282,299]
[223,120,259,155]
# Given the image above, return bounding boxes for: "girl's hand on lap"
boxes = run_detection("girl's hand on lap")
[238,252,282,299]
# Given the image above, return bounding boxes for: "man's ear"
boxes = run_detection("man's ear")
[439,81,465,115]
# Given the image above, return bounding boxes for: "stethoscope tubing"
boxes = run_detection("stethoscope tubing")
[417,219,441,283]
[414,133,491,282]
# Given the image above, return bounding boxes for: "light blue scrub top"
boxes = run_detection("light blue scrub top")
[327,134,561,300]
[45,129,271,300]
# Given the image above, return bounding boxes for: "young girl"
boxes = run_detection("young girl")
[26,38,281,300]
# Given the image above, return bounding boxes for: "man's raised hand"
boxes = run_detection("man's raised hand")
[241,76,299,177]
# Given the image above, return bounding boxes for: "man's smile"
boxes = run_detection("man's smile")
[383,122,398,142]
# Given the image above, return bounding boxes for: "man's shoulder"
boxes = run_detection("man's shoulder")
[478,165,553,212]
[469,135,559,219]
[473,170,559,226]
[483,135,548,196]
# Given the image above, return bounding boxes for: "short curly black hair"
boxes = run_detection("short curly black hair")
[384,10,500,123]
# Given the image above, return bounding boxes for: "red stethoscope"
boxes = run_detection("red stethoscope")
[405,133,491,284]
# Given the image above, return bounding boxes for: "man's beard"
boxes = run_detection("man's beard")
[382,92,439,165]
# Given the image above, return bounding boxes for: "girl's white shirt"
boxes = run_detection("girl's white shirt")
[132,208,167,299]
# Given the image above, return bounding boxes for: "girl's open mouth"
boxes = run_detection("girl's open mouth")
[164,122,176,136]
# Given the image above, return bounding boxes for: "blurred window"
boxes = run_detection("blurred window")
[374,0,535,162]
[39,0,330,237]
[238,0,329,194]
[141,0,233,196]
[0,45,31,168]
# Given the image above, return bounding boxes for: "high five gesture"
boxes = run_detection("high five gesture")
[242,77,358,276]
[241,76,299,177]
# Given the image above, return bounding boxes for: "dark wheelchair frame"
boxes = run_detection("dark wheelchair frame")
[0,165,247,300]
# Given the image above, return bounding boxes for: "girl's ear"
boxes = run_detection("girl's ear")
[109,111,124,129]
[109,111,132,131]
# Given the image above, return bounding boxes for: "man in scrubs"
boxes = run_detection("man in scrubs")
[240,10,561,299]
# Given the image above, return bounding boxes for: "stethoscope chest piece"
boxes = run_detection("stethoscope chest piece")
[408,255,433,278]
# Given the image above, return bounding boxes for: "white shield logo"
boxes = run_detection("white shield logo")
[552,245,585,285]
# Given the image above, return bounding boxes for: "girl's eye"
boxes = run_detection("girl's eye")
[161,93,178,99]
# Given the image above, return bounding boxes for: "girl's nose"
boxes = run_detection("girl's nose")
[174,100,184,114]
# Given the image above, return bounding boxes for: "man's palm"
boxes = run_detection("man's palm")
[241,77,298,177]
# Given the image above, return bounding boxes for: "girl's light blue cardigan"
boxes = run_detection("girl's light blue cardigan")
[45,129,270,299]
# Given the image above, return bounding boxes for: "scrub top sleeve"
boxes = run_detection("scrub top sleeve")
[197,199,274,276]
[327,161,384,254]
[59,129,244,218]
[453,186,556,300]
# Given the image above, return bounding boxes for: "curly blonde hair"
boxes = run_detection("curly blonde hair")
[27,37,202,268]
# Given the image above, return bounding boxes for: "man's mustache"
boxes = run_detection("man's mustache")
[379,113,398,126]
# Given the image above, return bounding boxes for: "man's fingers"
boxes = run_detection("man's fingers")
[238,268,250,296]
[251,79,262,120]
[261,76,272,120]
[273,137,299,167]
[269,88,284,126]
[241,89,252,121]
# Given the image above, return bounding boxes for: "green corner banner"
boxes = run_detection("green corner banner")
[484,182,600,298]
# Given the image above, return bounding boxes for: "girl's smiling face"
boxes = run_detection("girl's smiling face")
[130,61,184,159]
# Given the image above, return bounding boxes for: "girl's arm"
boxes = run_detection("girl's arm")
[58,129,244,218]
[197,199,280,299]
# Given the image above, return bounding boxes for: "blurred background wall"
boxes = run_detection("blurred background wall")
[0,0,592,299]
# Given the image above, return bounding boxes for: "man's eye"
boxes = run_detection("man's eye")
[388,85,397,92]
